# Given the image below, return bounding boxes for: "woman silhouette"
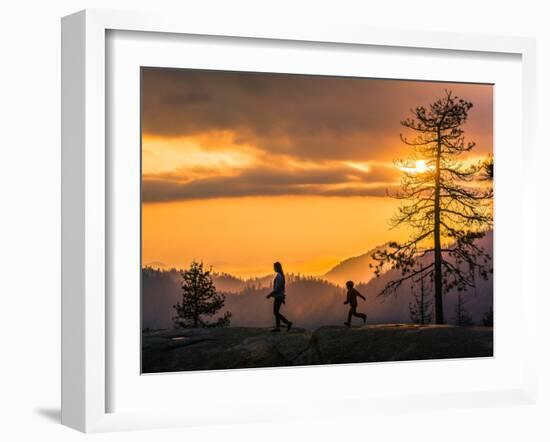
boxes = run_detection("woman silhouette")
[266,262,293,332]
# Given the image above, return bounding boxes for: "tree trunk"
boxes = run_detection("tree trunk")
[433,129,444,324]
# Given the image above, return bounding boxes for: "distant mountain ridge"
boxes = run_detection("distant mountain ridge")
[323,243,391,286]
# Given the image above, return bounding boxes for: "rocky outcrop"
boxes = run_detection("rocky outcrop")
[142,324,493,373]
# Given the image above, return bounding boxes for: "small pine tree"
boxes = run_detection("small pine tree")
[408,270,433,325]
[453,293,473,326]
[173,261,231,328]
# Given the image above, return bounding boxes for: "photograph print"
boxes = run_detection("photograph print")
[141,68,494,373]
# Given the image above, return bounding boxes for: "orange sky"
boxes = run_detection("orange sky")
[141,68,493,278]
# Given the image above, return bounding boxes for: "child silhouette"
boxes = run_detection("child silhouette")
[344,280,367,327]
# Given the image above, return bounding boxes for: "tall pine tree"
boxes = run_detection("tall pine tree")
[373,91,493,324]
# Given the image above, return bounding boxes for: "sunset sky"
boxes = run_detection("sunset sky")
[141,68,493,278]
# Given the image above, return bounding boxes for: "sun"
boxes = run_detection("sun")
[398,159,432,173]
[414,160,430,173]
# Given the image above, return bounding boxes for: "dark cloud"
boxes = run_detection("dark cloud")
[142,68,493,162]
[142,163,400,202]
[141,68,492,201]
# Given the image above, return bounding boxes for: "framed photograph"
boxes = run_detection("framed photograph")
[140,68,495,374]
[61,9,537,432]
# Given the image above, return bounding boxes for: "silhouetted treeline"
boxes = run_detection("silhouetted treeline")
[142,232,492,330]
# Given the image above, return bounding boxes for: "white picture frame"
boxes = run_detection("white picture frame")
[61,9,537,433]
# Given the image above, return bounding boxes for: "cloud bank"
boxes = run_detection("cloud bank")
[141,68,493,202]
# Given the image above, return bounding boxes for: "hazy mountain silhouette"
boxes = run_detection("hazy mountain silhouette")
[142,269,275,329]
[144,261,168,269]
[323,243,390,286]
[142,232,492,330]
[209,272,247,293]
